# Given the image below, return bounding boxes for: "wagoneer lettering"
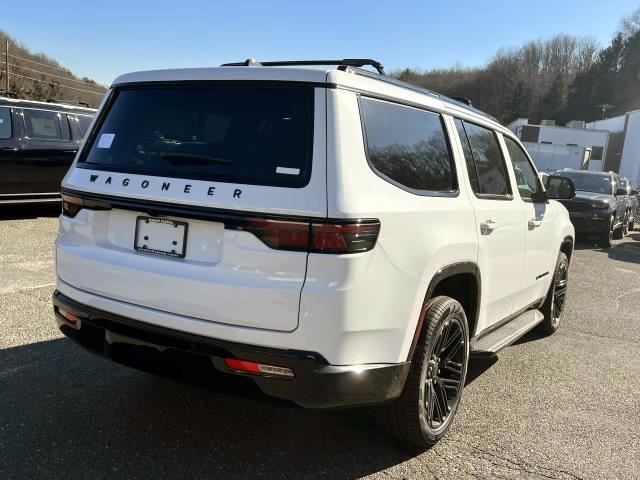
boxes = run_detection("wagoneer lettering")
[54,58,575,449]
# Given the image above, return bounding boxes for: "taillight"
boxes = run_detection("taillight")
[311,221,380,253]
[242,218,380,254]
[245,219,310,251]
[61,193,111,218]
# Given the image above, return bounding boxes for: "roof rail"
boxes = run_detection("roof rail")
[449,96,473,106]
[221,58,386,75]
[47,98,91,108]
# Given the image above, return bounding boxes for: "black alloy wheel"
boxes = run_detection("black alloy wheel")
[376,296,469,448]
[423,313,466,431]
[539,252,569,334]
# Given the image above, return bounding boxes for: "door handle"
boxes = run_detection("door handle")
[528,219,542,228]
[480,220,497,235]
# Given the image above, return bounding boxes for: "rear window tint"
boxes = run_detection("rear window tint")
[359,97,455,193]
[80,86,314,188]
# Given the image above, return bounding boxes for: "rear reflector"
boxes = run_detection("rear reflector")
[243,218,380,254]
[58,308,79,325]
[224,358,294,378]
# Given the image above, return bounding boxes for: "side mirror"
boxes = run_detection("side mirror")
[615,188,627,196]
[545,175,576,200]
[631,189,639,195]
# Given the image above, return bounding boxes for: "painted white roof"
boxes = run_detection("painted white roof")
[112,67,332,86]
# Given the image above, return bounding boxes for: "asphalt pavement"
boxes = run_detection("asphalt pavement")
[1,205,639,479]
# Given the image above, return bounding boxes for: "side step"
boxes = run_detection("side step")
[470,309,544,357]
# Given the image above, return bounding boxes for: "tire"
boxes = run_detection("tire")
[376,296,469,448]
[599,216,614,248]
[613,220,624,240]
[538,252,569,335]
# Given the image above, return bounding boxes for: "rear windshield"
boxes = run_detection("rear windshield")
[79,85,314,188]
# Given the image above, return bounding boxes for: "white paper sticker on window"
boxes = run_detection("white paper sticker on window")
[97,133,115,149]
[276,166,300,175]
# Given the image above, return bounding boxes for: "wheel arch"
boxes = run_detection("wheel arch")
[406,262,480,362]
[560,235,574,265]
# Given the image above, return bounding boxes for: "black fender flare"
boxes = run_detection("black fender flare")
[406,262,481,362]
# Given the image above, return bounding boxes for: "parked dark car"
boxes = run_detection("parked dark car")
[633,187,640,228]
[551,169,627,247]
[0,97,96,204]
[621,178,637,232]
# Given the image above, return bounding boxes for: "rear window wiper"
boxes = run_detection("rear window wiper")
[161,153,235,165]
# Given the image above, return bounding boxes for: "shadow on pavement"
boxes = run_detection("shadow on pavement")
[0,338,421,479]
[0,203,60,220]
[608,233,640,264]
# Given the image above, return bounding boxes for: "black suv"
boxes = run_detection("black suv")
[551,169,627,247]
[0,97,96,204]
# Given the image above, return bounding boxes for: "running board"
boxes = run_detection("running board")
[470,309,544,357]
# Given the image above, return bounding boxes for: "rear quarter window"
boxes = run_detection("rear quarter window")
[359,97,456,194]
[79,85,315,188]
[0,107,11,139]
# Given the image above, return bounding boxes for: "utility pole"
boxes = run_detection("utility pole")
[4,40,8,94]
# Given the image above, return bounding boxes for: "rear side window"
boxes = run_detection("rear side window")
[456,120,511,197]
[359,97,455,193]
[0,107,11,139]
[24,109,64,140]
[80,86,314,188]
[77,115,93,136]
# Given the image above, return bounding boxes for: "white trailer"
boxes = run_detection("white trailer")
[523,142,595,173]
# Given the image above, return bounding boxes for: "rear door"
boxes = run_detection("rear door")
[454,119,525,332]
[20,108,77,193]
[502,134,556,306]
[0,105,22,195]
[58,83,327,332]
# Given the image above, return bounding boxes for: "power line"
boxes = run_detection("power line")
[7,52,77,74]
[2,61,106,89]
[9,72,106,95]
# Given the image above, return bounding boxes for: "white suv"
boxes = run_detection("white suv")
[53,59,576,447]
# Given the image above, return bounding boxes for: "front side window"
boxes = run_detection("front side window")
[359,97,455,193]
[24,109,63,140]
[457,120,511,197]
[0,107,11,139]
[504,136,541,201]
[81,85,314,188]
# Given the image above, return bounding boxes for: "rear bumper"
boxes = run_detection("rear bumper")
[52,290,410,409]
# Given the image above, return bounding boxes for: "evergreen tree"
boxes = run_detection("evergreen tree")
[542,75,567,119]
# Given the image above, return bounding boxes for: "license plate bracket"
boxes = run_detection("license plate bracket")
[134,216,188,258]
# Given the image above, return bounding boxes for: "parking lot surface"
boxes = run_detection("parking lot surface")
[1,205,639,480]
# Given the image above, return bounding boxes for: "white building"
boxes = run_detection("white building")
[616,110,640,186]
[509,120,609,173]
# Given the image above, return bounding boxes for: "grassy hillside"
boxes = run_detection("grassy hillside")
[0,31,106,107]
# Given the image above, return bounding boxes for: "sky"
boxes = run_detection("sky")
[1,0,638,87]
